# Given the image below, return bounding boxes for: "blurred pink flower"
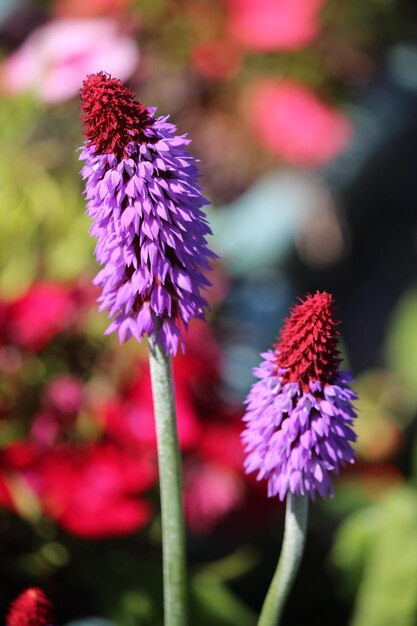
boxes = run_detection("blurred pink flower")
[199,421,245,472]
[36,443,156,538]
[96,324,224,452]
[30,412,61,448]
[226,0,325,52]
[0,439,156,537]
[245,80,352,166]
[30,376,84,446]
[1,18,140,103]
[184,462,244,534]
[100,363,201,451]
[7,282,76,351]
[0,442,43,513]
[191,38,242,81]
[43,374,83,419]
[0,476,14,510]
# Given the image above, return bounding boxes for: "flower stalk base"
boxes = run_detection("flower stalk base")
[258,493,308,626]
[148,337,187,626]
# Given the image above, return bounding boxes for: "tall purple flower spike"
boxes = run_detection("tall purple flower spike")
[79,72,216,355]
[242,292,358,501]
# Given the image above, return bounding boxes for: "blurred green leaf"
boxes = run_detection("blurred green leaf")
[353,370,404,461]
[191,574,256,626]
[333,487,417,626]
[387,288,417,408]
[194,547,258,582]
[0,98,94,295]
[331,505,382,598]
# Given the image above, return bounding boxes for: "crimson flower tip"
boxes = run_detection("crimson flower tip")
[242,291,357,501]
[274,291,340,389]
[6,587,53,626]
[80,71,151,158]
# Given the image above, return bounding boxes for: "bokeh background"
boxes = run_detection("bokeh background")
[1,0,417,624]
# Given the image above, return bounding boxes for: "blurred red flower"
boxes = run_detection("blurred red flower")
[0,475,15,510]
[37,443,156,538]
[199,421,245,472]
[6,587,53,626]
[226,0,325,52]
[43,374,84,419]
[0,441,156,537]
[98,324,222,452]
[0,442,44,514]
[184,461,244,534]
[30,375,84,446]
[245,80,352,166]
[100,363,201,451]
[6,282,76,351]
[191,39,242,81]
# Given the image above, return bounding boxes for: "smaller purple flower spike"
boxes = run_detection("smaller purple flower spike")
[242,292,357,501]
[79,72,216,355]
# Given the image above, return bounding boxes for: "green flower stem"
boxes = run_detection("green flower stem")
[258,493,309,626]
[149,338,187,626]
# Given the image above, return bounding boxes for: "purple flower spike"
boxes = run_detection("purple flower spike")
[79,72,216,355]
[242,292,358,501]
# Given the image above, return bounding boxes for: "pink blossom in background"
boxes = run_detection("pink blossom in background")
[226,0,325,52]
[43,374,83,417]
[99,363,201,452]
[0,476,14,510]
[0,442,43,513]
[30,375,84,447]
[96,324,223,452]
[0,439,156,537]
[37,443,156,537]
[29,412,61,448]
[7,282,76,351]
[245,80,352,166]
[199,421,245,472]
[184,462,244,534]
[1,18,140,103]
[191,39,242,81]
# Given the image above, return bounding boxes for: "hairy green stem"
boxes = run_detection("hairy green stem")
[258,493,309,626]
[149,339,187,626]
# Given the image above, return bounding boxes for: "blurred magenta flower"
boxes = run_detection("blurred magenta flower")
[184,461,244,534]
[245,80,352,166]
[191,38,242,81]
[35,443,156,538]
[199,421,245,472]
[0,440,156,537]
[0,475,14,510]
[226,0,325,52]
[43,374,84,419]
[29,411,62,448]
[1,18,140,103]
[100,362,201,451]
[96,324,223,452]
[6,587,53,626]
[30,375,84,447]
[7,282,76,351]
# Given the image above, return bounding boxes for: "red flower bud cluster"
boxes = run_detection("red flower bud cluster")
[6,588,53,626]
[275,292,340,390]
[80,71,151,157]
